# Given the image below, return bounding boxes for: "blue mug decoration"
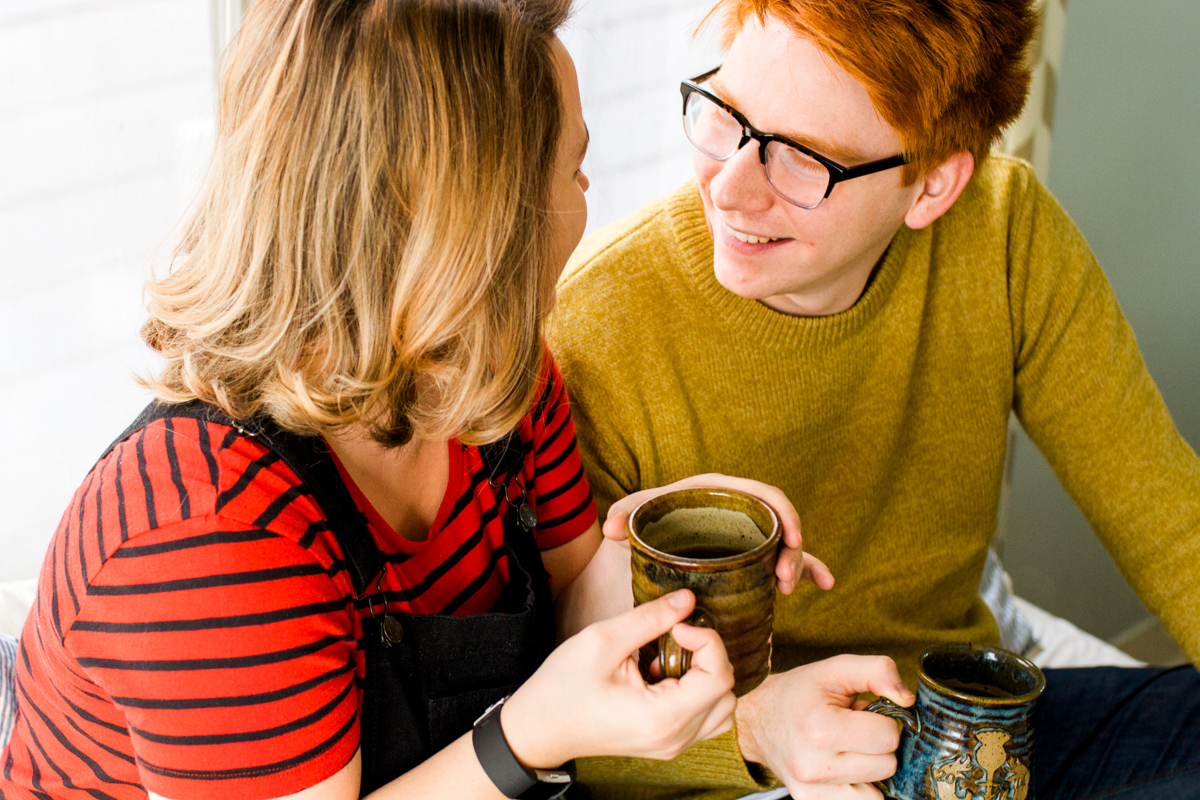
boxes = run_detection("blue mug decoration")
[868,643,1045,800]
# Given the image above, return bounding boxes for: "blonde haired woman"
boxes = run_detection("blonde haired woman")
[0,1,829,798]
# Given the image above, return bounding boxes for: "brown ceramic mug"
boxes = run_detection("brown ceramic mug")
[627,487,781,697]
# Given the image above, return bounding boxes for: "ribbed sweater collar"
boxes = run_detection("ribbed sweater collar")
[665,181,913,350]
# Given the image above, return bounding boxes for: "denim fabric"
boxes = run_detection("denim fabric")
[1032,665,1200,800]
[0,631,17,752]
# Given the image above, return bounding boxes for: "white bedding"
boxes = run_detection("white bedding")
[0,579,37,638]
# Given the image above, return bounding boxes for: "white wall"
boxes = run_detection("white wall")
[0,0,718,582]
[1005,0,1200,641]
[0,0,215,581]
[562,0,721,236]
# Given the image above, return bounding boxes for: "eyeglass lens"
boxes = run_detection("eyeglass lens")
[683,91,830,209]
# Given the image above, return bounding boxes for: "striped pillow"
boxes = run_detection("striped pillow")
[0,632,16,752]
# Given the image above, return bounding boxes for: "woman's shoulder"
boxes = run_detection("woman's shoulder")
[99,414,323,531]
[65,413,345,591]
[29,412,354,659]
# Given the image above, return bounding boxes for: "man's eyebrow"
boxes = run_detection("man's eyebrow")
[707,76,871,166]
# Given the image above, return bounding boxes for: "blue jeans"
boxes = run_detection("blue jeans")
[1033,665,1200,799]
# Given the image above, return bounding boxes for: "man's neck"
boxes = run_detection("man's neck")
[758,239,894,317]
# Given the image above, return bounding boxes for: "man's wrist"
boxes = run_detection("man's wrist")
[734,690,765,765]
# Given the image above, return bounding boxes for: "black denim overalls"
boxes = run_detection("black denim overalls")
[106,401,557,797]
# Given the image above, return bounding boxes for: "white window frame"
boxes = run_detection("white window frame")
[212,0,254,64]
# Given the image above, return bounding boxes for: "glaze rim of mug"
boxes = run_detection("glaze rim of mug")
[917,642,1047,707]
[626,487,781,567]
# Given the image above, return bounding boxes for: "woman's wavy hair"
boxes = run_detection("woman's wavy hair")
[142,0,571,446]
[706,0,1038,182]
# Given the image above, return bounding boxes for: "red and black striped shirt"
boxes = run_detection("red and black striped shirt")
[1,355,595,800]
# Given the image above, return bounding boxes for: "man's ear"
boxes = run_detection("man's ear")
[903,151,975,230]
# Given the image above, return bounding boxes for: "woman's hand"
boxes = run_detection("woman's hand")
[500,589,737,768]
[603,474,835,595]
[554,534,634,641]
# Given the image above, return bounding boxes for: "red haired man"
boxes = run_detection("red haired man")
[549,1,1200,798]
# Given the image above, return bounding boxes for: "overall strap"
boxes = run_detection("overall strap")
[104,400,384,597]
[478,431,556,661]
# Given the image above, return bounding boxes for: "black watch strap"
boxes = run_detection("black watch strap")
[472,696,575,800]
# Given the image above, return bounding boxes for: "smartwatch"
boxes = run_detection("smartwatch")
[472,695,575,800]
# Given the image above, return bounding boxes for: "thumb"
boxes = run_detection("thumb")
[815,655,915,706]
[595,590,696,655]
[601,511,631,542]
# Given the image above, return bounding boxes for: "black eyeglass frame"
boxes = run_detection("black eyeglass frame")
[681,67,909,209]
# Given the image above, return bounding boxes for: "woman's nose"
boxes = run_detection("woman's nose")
[707,139,775,215]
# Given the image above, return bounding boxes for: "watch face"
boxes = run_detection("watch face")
[528,760,576,799]
[473,695,510,727]
[533,769,572,784]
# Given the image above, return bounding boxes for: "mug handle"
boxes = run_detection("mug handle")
[865,697,921,737]
[657,607,717,679]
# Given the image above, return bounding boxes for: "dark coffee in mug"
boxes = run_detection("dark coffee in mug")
[640,507,766,559]
[667,543,753,559]
[937,677,1021,699]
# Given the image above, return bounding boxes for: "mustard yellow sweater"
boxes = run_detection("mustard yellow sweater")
[546,155,1200,799]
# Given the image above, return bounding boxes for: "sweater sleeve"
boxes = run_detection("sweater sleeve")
[1009,170,1200,663]
[577,725,781,800]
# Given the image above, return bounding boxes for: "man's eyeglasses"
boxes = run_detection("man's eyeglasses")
[680,67,908,210]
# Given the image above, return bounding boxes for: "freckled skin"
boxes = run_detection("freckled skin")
[692,17,923,317]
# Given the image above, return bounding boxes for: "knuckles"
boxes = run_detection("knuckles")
[803,722,834,749]
[572,623,616,661]
[862,654,901,678]
[629,687,735,760]
[824,653,863,670]
[786,755,835,785]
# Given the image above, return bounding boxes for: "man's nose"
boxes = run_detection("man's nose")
[708,138,774,214]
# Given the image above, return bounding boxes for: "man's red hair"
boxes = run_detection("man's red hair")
[708,0,1038,181]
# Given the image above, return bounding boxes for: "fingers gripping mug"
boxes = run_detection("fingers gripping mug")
[627,488,781,697]
[868,643,1046,800]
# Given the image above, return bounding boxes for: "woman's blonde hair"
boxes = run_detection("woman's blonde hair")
[143,0,572,446]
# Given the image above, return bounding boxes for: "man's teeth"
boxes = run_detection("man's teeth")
[724,222,779,244]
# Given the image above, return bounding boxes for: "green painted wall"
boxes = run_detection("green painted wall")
[1006,0,1200,639]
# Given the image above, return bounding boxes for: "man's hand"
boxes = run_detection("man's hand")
[602,473,834,595]
[736,655,915,799]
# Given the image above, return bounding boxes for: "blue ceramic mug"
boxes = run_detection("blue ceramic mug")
[868,643,1046,800]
